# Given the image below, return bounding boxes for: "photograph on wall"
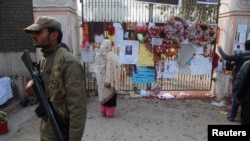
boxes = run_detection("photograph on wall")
[119,40,139,64]
[125,45,133,55]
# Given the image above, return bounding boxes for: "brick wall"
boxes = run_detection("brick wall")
[0,0,35,52]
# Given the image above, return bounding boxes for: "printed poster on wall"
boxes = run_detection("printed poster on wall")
[81,44,94,63]
[114,23,124,45]
[132,67,154,83]
[237,24,248,33]
[138,44,154,66]
[190,57,212,75]
[119,40,139,64]
[157,61,177,79]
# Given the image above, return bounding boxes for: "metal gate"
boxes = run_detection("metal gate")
[81,0,181,23]
[81,0,219,92]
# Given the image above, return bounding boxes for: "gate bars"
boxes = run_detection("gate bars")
[80,0,219,93]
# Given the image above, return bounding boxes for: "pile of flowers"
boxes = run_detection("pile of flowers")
[108,23,115,43]
[212,52,219,71]
[0,111,7,123]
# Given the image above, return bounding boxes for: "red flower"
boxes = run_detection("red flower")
[108,24,115,36]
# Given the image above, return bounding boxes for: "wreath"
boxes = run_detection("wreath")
[153,43,180,62]
[164,16,189,43]
[145,16,188,59]
[189,21,217,46]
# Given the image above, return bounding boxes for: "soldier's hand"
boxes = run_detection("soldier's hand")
[25,80,37,97]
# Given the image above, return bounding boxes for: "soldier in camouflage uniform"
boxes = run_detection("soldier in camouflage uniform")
[24,16,87,141]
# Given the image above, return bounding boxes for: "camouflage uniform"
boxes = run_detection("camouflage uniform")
[39,44,87,141]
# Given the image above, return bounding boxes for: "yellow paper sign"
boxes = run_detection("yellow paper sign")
[138,44,154,66]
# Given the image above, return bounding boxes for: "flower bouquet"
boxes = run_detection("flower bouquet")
[0,111,8,134]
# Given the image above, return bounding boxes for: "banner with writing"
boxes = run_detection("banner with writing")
[132,67,154,83]
[134,0,180,5]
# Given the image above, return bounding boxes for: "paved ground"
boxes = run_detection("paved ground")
[0,93,239,141]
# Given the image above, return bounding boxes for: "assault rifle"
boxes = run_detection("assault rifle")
[21,49,68,141]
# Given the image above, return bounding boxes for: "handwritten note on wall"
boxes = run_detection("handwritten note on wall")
[138,44,154,66]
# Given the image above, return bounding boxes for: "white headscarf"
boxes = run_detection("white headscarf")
[95,39,112,74]
[95,39,112,57]
[95,40,114,103]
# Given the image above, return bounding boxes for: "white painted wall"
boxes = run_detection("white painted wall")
[31,0,81,61]
[214,0,250,100]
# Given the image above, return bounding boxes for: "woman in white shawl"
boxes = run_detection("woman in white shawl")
[95,39,120,117]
